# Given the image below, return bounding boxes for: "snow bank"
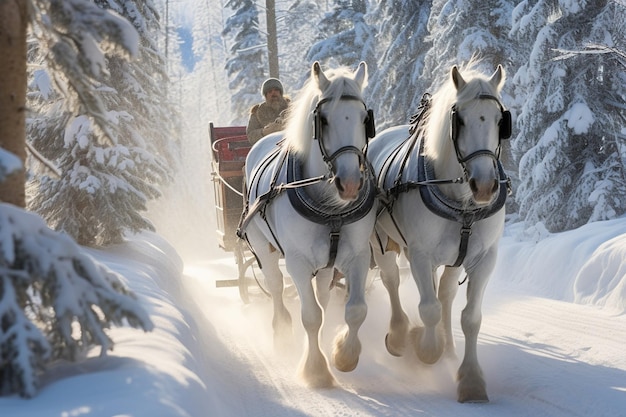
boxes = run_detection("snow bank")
[0,231,210,417]
[494,218,626,314]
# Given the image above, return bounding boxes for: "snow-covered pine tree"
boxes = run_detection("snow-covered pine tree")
[0,202,153,398]
[422,0,517,90]
[306,0,377,72]
[27,0,176,246]
[188,0,231,124]
[280,0,327,89]
[511,0,625,232]
[222,0,266,125]
[366,0,432,129]
[1,1,153,397]
[0,0,28,207]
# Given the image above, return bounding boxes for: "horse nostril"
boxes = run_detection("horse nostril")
[469,178,478,194]
[491,179,498,193]
[335,178,344,193]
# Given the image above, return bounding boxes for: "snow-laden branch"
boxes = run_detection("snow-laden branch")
[0,203,153,397]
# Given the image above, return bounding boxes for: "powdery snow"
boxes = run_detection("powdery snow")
[565,102,595,135]
[1,218,625,416]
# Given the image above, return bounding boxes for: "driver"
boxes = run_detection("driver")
[246,78,290,144]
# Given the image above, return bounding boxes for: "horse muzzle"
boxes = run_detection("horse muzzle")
[334,176,364,201]
[463,151,500,206]
[469,177,499,205]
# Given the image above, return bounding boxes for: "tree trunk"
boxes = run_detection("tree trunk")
[265,0,279,79]
[0,0,28,207]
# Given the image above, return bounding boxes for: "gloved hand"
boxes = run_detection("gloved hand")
[262,121,283,135]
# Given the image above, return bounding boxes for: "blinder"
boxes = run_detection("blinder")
[365,109,376,138]
[499,109,512,140]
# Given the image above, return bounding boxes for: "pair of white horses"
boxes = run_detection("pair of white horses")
[240,60,510,403]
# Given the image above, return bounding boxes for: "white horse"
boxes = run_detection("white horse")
[367,63,511,402]
[239,61,377,387]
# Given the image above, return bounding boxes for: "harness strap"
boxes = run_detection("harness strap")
[237,146,288,259]
[451,216,474,268]
[326,219,343,269]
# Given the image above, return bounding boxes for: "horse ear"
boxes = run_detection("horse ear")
[489,65,506,90]
[312,61,330,91]
[451,66,466,91]
[354,61,368,89]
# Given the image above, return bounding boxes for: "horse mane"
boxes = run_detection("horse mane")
[284,66,366,157]
[423,61,504,162]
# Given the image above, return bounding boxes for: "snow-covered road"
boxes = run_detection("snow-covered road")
[181,253,626,417]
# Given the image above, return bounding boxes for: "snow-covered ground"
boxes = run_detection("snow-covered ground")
[1,214,625,416]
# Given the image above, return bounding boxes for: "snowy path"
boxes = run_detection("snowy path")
[181,255,626,417]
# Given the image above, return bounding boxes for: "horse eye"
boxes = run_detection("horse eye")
[320,116,328,126]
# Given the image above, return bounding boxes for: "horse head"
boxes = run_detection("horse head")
[309,61,374,202]
[448,65,510,206]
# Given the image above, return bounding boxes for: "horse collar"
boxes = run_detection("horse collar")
[417,138,508,225]
[286,151,376,226]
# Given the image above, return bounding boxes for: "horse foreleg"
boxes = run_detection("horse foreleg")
[410,259,444,365]
[315,268,333,311]
[332,262,368,372]
[457,270,490,403]
[294,274,336,388]
[439,266,461,359]
[371,238,409,357]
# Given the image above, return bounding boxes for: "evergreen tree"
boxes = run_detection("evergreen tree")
[0,0,153,397]
[280,0,326,88]
[511,0,625,232]
[367,0,432,129]
[0,202,153,397]
[306,0,377,72]
[188,0,231,124]
[27,0,176,246]
[422,0,516,91]
[222,0,266,124]
[0,0,28,207]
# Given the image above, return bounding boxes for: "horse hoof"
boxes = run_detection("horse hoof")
[457,368,488,403]
[410,326,444,364]
[332,332,361,372]
[385,333,403,357]
[457,387,489,403]
[334,356,359,372]
[302,370,337,389]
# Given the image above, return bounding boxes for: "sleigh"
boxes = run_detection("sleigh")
[209,122,260,302]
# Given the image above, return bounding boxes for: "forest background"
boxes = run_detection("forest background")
[208,0,626,234]
[0,0,623,398]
